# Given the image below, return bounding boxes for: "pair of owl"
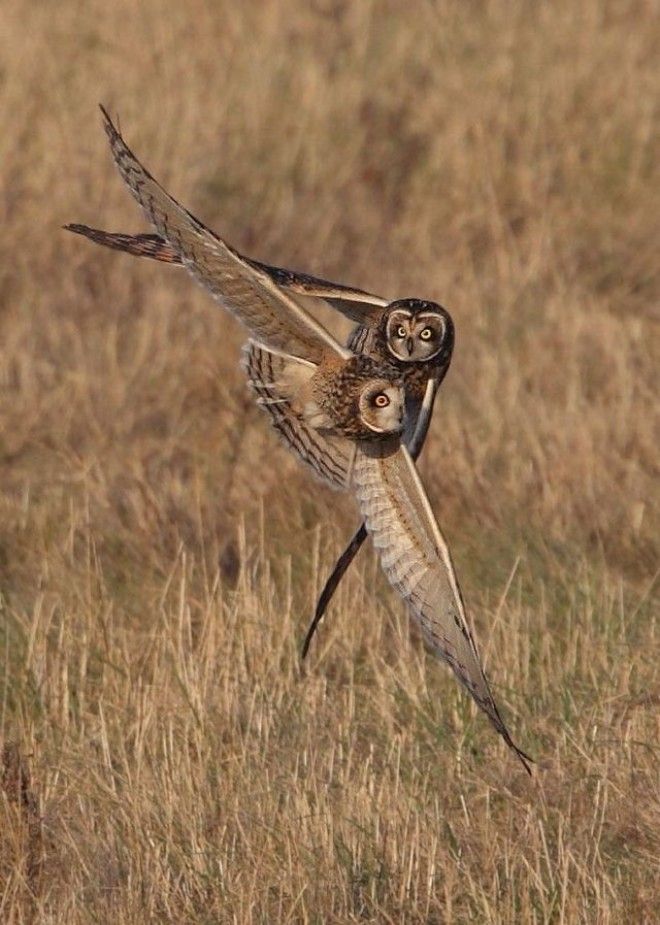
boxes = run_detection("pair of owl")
[66,107,532,773]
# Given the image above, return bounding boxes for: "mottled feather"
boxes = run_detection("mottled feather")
[242,342,357,490]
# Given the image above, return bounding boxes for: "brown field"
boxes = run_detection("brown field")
[1,1,658,921]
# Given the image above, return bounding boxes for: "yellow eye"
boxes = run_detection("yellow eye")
[420,327,433,340]
[396,325,407,338]
[374,393,390,408]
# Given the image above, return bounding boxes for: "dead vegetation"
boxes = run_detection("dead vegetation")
[0,0,658,921]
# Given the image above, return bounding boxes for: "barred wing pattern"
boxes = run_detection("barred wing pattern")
[99,107,349,364]
[242,342,356,491]
[352,439,533,773]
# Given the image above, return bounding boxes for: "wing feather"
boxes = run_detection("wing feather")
[98,106,349,364]
[64,223,388,323]
[352,440,532,772]
[242,341,356,491]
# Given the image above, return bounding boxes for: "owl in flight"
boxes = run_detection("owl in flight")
[66,107,532,772]
[67,235,454,657]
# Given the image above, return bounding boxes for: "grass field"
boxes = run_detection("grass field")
[1,1,658,921]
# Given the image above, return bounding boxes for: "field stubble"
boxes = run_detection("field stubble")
[0,1,658,922]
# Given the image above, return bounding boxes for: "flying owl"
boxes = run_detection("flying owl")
[66,152,454,657]
[65,108,532,772]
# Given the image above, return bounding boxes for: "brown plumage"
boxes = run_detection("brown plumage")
[66,128,454,633]
[244,340,533,774]
[94,107,349,366]
[242,346,357,490]
[242,348,405,487]
[65,110,532,771]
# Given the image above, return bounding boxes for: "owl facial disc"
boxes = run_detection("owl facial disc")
[383,299,453,365]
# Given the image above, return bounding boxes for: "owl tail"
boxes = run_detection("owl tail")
[241,341,356,491]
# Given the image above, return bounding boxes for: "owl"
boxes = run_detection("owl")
[66,109,532,772]
[66,136,454,653]
[65,225,454,440]
[244,337,532,774]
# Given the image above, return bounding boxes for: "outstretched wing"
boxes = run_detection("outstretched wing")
[242,341,357,491]
[352,439,533,773]
[64,223,389,325]
[264,268,388,324]
[97,106,349,364]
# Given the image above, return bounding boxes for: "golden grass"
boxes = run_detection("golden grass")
[1,0,658,921]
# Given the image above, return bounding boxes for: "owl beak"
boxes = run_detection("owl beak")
[406,337,414,356]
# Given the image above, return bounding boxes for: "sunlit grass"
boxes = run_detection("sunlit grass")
[1,0,658,921]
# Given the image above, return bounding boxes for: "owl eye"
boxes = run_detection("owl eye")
[373,393,390,408]
[419,327,434,340]
[396,325,407,338]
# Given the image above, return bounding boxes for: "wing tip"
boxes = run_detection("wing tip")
[513,744,535,777]
[98,103,131,166]
[63,222,97,246]
[98,102,114,135]
[499,727,534,776]
[490,699,535,776]
[63,222,91,237]
[99,104,118,149]
[61,223,103,247]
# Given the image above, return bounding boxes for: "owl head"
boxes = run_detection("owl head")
[314,355,405,440]
[381,299,454,367]
[357,378,405,437]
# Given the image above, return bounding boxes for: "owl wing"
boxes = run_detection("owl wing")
[241,341,357,491]
[403,354,456,454]
[97,106,349,364]
[261,268,388,324]
[353,439,533,773]
[302,377,441,657]
[64,223,389,325]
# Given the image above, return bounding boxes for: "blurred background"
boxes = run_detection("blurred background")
[1,1,658,921]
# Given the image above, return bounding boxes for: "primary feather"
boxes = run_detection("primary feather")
[64,224,389,323]
[352,440,533,773]
[98,106,350,364]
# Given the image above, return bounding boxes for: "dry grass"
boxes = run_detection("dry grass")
[1,0,658,921]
